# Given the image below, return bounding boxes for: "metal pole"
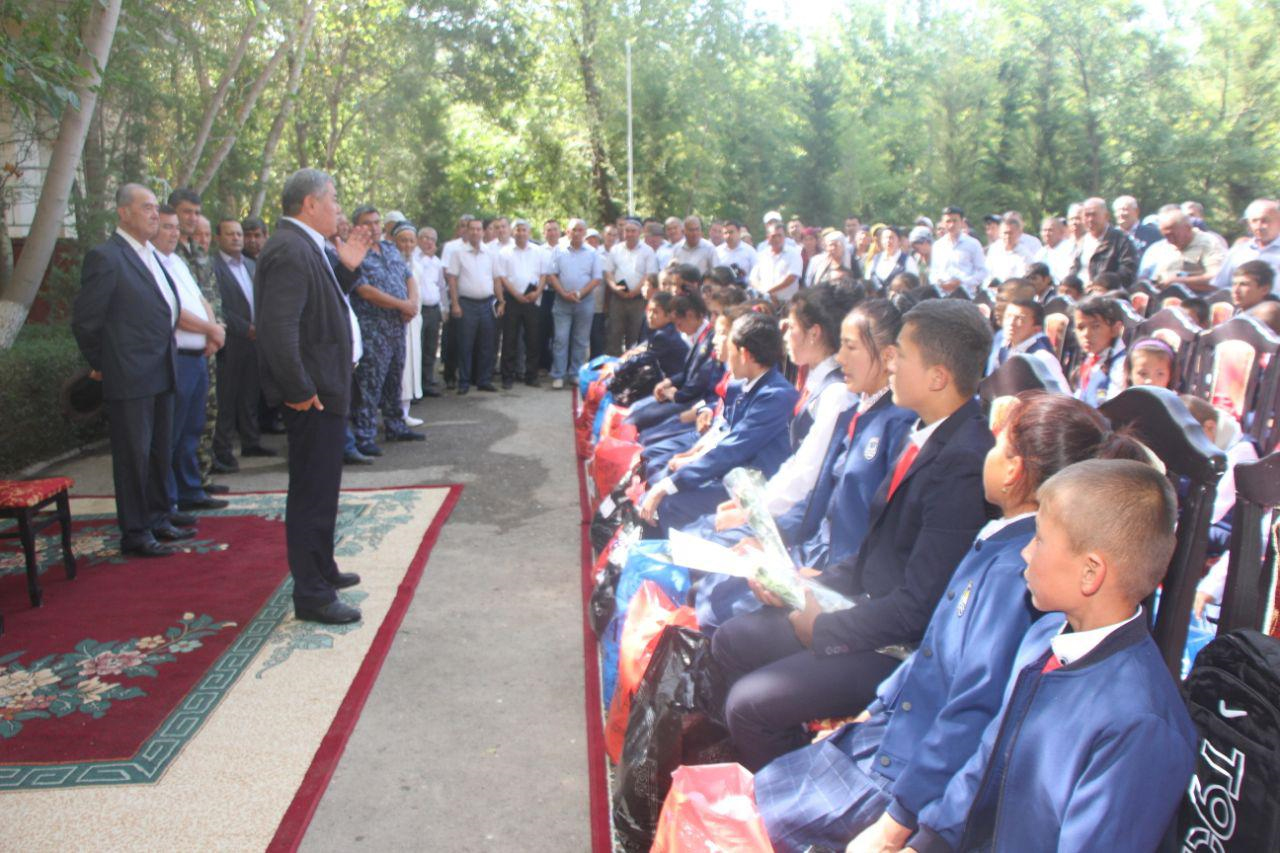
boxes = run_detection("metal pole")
[626,39,634,216]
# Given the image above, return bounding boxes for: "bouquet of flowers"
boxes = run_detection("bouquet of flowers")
[723,467,807,609]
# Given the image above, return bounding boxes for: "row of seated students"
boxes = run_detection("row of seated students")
[591,272,1277,851]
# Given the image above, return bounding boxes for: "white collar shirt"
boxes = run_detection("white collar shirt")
[931,232,987,296]
[986,242,1033,283]
[716,241,757,277]
[609,241,658,293]
[975,510,1036,542]
[764,355,856,516]
[750,245,803,300]
[1050,608,1144,666]
[158,249,208,350]
[1035,240,1077,282]
[410,248,445,307]
[280,217,361,365]
[497,242,547,297]
[446,241,496,300]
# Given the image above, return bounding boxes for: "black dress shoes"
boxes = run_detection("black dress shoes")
[387,431,426,442]
[423,387,442,398]
[477,384,498,392]
[456,387,470,395]
[334,572,361,589]
[295,600,362,625]
[205,484,230,494]
[169,511,198,527]
[501,379,514,390]
[344,449,374,465]
[241,445,278,458]
[123,540,177,558]
[153,523,197,541]
[356,442,383,457]
[178,496,230,511]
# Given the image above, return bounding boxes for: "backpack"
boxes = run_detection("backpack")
[1178,629,1280,851]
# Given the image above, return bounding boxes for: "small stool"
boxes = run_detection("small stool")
[0,477,77,620]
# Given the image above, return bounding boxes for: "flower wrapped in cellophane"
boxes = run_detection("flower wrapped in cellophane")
[723,467,807,609]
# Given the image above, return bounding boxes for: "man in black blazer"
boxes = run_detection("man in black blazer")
[212,218,275,472]
[711,300,996,769]
[255,169,371,624]
[73,184,192,557]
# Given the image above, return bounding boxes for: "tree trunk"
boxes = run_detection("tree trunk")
[250,1,317,218]
[574,0,619,224]
[0,0,123,350]
[193,34,291,195]
[176,15,257,188]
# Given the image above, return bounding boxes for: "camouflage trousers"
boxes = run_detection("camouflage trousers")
[352,319,407,445]
[197,354,220,482]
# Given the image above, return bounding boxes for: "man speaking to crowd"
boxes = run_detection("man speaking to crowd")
[255,168,372,625]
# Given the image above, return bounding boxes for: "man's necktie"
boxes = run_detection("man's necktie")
[886,442,920,500]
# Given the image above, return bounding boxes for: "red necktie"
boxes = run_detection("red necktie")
[886,443,920,500]
[1077,353,1099,390]
[714,371,731,399]
[794,386,810,416]
[1041,654,1063,674]
[846,411,861,439]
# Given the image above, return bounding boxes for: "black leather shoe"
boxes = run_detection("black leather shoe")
[178,496,230,511]
[423,387,443,398]
[334,572,361,589]
[123,540,178,558]
[387,431,426,442]
[169,511,198,527]
[344,450,374,465]
[477,384,498,392]
[501,380,514,390]
[524,377,540,388]
[210,457,240,474]
[295,600,362,625]
[356,442,383,457]
[456,387,470,395]
[241,445,278,458]
[153,523,197,541]
[204,484,230,494]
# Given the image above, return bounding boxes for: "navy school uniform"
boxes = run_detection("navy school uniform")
[645,321,690,379]
[640,376,739,480]
[912,612,1197,853]
[710,397,995,769]
[1072,340,1127,407]
[627,320,721,431]
[645,366,798,537]
[693,392,913,633]
[754,516,1053,853]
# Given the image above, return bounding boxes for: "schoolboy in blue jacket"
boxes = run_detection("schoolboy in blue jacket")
[1071,294,1128,407]
[642,292,689,379]
[638,311,797,537]
[628,291,722,432]
[910,459,1197,853]
[711,300,995,770]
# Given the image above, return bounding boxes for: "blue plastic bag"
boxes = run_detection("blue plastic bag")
[579,355,617,399]
[1181,609,1219,679]
[601,541,693,705]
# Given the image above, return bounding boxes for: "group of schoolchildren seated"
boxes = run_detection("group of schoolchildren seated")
[583,254,1277,852]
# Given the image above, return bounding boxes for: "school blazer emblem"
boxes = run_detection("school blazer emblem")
[863,436,880,461]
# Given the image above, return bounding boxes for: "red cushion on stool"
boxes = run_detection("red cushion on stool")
[0,477,75,509]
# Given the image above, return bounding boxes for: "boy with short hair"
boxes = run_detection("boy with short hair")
[994,298,1070,392]
[908,459,1197,853]
[1071,294,1128,406]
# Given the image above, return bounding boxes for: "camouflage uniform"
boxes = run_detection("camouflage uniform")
[177,239,223,480]
[351,241,410,446]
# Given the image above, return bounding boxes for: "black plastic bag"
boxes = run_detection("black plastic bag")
[612,625,734,852]
[589,560,621,638]
[608,357,663,407]
[590,480,641,555]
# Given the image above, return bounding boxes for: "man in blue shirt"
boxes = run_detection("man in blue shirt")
[548,218,602,389]
[1211,198,1280,290]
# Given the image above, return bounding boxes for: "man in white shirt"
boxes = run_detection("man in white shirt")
[445,217,502,393]
[483,216,511,255]
[411,226,445,396]
[986,212,1039,284]
[716,219,757,281]
[672,215,718,275]
[1034,215,1076,282]
[656,216,684,270]
[439,214,474,389]
[496,219,547,387]
[156,206,227,514]
[606,217,658,353]
[756,210,799,254]
[931,205,988,296]
[750,222,803,303]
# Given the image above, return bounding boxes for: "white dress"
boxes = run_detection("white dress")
[401,313,423,402]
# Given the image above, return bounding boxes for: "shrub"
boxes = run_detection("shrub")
[0,322,107,476]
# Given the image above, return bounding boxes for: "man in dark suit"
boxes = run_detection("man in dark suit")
[73,184,192,557]
[711,300,996,770]
[1071,196,1139,287]
[212,217,276,474]
[256,168,371,624]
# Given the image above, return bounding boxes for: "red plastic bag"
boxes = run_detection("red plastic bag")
[576,378,611,458]
[651,763,774,853]
[591,437,642,501]
[601,403,638,443]
[605,580,697,763]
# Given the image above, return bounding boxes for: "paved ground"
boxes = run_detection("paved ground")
[39,383,591,852]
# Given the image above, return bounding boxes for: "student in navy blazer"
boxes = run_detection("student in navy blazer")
[628,291,721,432]
[756,393,1153,853]
[641,292,690,379]
[711,300,996,770]
[72,184,184,556]
[639,311,798,537]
